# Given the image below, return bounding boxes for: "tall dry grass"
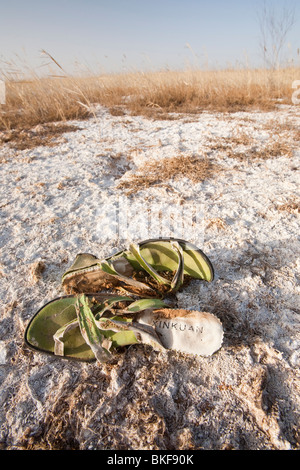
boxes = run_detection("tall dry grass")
[1,65,299,130]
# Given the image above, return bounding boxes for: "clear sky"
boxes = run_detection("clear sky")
[0,0,299,76]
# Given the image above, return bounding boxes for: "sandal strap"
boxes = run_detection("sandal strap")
[106,318,165,352]
[93,295,133,319]
[129,241,185,291]
[170,240,185,291]
[129,243,172,286]
[75,295,112,363]
[53,318,79,357]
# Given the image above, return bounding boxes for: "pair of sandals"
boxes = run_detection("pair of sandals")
[25,238,224,364]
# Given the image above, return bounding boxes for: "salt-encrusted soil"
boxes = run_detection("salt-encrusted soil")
[0,104,299,450]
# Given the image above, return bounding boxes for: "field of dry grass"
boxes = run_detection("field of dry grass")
[1,66,299,132]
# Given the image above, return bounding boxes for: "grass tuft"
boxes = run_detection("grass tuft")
[117,155,220,194]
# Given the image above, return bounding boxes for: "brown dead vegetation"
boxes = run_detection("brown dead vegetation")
[275,198,300,214]
[0,122,80,150]
[230,140,294,160]
[117,155,220,194]
[1,66,299,131]
[263,119,300,142]
[205,217,227,231]
[205,134,294,160]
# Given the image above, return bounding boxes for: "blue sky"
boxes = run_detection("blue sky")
[0,0,299,76]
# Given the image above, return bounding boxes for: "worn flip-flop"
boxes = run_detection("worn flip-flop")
[62,238,214,297]
[24,294,223,363]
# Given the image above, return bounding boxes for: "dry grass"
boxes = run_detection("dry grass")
[275,198,300,214]
[205,130,255,153]
[28,260,45,285]
[0,77,92,130]
[117,155,219,194]
[204,125,295,160]
[0,122,80,150]
[205,217,227,231]
[230,140,294,160]
[263,119,300,142]
[1,66,300,131]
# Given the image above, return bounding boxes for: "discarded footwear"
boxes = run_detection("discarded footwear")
[136,308,224,357]
[24,294,167,362]
[24,294,223,363]
[62,238,214,297]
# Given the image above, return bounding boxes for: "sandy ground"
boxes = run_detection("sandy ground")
[0,104,299,450]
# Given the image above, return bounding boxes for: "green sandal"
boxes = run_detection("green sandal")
[62,238,214,297]
[24,294,167,362]
[24,294,223,363]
